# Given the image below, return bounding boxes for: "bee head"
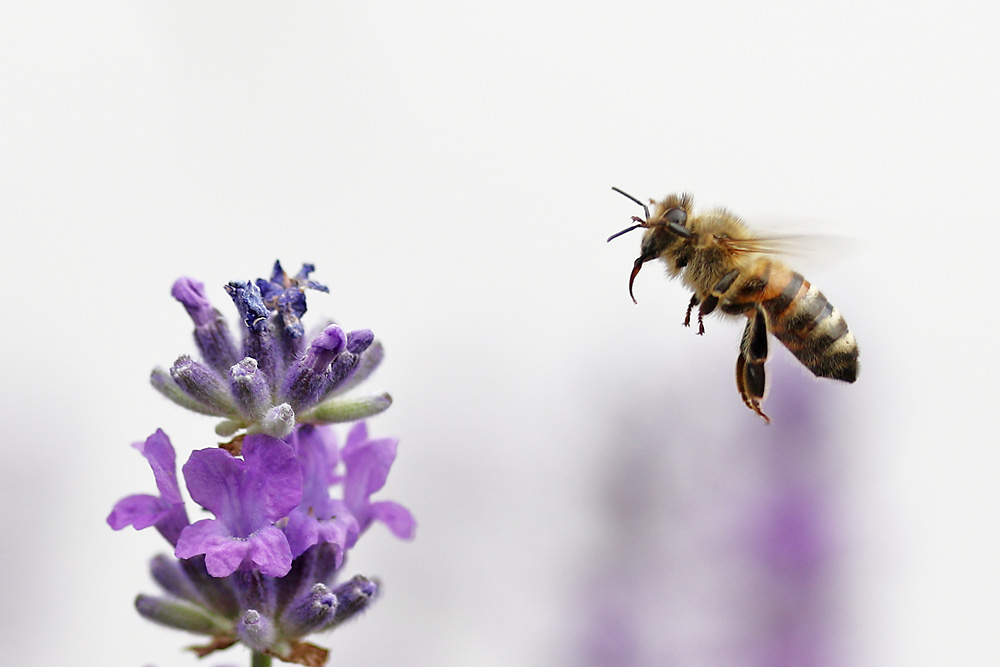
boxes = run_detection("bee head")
[608,188,693,303]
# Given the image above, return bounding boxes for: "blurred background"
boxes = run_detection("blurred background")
[1,1,997,665]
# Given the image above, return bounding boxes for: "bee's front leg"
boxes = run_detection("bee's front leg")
[696,269,740,335]
[735,305,770,423]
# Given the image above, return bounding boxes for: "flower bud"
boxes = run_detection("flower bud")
[281,583,338,638]
[149,554,202,605]
[281,326,347,409]
[301,393,392,424]
[261,403,296,438]
[327,340,384,397]
[150,368,221,416]
[172,278,240,376]
[230,357,272,420]
[236,609,276,652]
[323,576,379,630]
[169,356,237,416]
[135,594,231,635]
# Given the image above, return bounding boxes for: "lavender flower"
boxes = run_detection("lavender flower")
[151,260,390,440]
[175,434,302,578]
[109,262,415,667]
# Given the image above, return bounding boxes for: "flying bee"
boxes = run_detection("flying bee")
[608,187,858,423]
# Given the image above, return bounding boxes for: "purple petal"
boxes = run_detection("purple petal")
[182,436,301,539]
[175,519,249,577]
[343,436,398,499]
[107,494,167,531]
[174,520,293,578]
[243,525,294,577]
[283,510,320,558]
[283,505,358,563]
[134,429,184,504]
[107,430,189,545]
[242,434,303,522]
[343,421,369,455]
[368,501,416,539]
[289,425,340,507]
[182,448,246,519]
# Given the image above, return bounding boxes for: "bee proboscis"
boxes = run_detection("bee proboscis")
[608,187,858,423]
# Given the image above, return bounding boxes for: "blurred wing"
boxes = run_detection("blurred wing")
[719,234,812,255]
[719,233,856,268]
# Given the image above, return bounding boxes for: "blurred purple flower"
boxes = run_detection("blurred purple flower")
[574,365,843,667]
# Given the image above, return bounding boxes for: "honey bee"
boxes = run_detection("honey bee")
[608,187,858,422]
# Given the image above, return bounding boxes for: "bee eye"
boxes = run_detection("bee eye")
[665,208,687,226]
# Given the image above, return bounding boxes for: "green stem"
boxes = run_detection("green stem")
[251,651,272,667]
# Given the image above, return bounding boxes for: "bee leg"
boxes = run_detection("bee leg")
[683,294,699,328]
[735,306,771,423]
[697,270,740,336]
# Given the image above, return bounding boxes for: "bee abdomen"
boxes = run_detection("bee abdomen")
[764,271,859,383]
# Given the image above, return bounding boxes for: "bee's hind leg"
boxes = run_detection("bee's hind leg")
[735,305,771,423]
[697,269,740,335]
[683,294,699,328]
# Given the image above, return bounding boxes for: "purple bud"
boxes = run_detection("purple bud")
[229,358,272,420]
[172,278,240,376]
[150,554,203,605]
[224,281,270,333]
[314,329,373,398]
[311,542,343,586]
[281,326,347,410]
[226,280,283,384]
[323,576,379,630]
[169,356,237,416]
[281,583,338,638]
[326,340,384,398]
[232,569,273,617]
[171,278,215,326]
[236,609,276,651]
[179,556,239,618]
[346,329,374,354]
[319,353,360,398]
[305,326,347,373]
[151,368,222,416]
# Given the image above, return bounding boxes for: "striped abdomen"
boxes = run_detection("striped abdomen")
[723,262,859,382]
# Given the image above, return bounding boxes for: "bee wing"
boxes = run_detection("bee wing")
[720,233,856,267]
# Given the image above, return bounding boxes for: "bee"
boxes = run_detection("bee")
[608,187,858,423]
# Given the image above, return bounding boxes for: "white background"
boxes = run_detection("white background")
[1,2,997,665]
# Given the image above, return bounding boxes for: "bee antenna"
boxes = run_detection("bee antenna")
[606,224,645,242]
[611,186,650,221]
